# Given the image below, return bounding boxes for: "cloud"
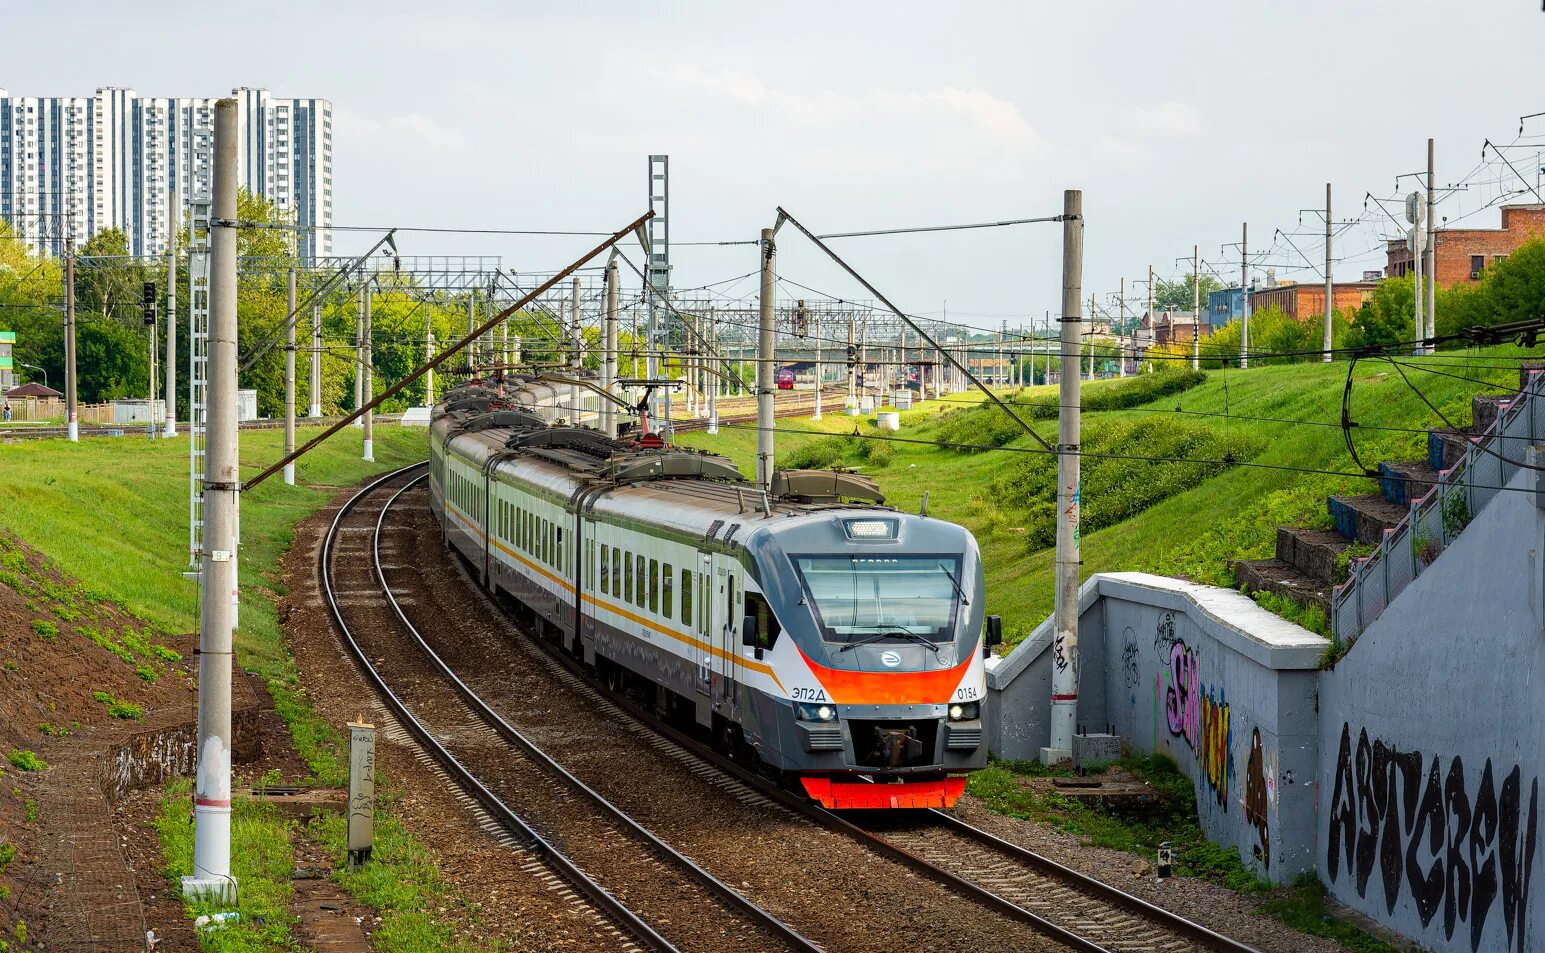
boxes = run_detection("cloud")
[333,108,465,149]
[1129,101,1203,137]
[655,66,1040,173]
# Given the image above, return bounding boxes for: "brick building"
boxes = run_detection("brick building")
[1386,203,1545,285]
[1248,281,1380,320]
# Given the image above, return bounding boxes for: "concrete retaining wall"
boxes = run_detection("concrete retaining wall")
[1316,462,1544,953]
[988,572,1327,882]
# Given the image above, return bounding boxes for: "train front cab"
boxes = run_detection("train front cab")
[736,511,996,809]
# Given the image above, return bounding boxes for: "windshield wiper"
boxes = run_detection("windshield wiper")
[838,628,939,653]
[939,563,969,606]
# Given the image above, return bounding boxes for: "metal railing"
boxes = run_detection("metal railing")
[1332,368,1545,643]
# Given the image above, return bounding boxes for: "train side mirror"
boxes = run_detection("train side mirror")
[742,615,759,648]
[985,615,1003,656]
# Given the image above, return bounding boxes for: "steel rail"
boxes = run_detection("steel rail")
[364,471,823,953]
[320,463,678,953]
[509,611,1264,953]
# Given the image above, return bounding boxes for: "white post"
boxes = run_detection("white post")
[283,268,296,484]
[756,227,776,490]
[1045,187,1083,766]
[362,283,374,462]
[165,197,178,436]
[1118,277,1127,378]
[424,306,435,408]
[1324,184,1335,362]
[184,97,239,903]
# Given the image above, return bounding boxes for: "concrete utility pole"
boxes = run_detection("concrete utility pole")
[570,276,582,423]
[284,268,297,485]
[1425,138,1437,354]
[65,243,77,441]
[707,305,719,434]
[1192,246,1201,371]
[185,96,238,903]
[308,303,322,418]
[756,227,776,491]
[1240,222,1250,369]
[165,201,178,436]
[1117,278,1127,378]
[148,283,159,440]
[362,283,373,462]
[813,309,823,420]
[847,315,857,411]
[1409,189,1425,355]
[1324,184,1335,362]
[1087,294,1095,380]
[353,286,364,427]
[424,308,435,409]
[467,291,477,372]
[1045,188,1083,766]
[603,261,619,437]
[1146,265,1154,371]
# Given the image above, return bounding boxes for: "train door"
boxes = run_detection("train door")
[712,553,741,716]
[694,552,713,697]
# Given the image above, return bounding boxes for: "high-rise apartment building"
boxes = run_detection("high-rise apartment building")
[0,86,331,260]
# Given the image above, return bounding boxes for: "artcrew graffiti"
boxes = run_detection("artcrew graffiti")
[1327,724,1539,953]
[1154,614,1235,815]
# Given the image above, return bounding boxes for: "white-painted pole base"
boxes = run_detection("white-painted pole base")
[707,413,719,436]
[362,439,374,463]
[67,420,78,441]
[282,462,295,485]
[308,404,321,419]
[164,418,176,437]
[182,802,236,903]
[352,418,363,428]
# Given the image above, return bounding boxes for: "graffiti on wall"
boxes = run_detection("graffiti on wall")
[1154,613,1235,815]
[1121,627,1141,691]
[1244,728,1271,869]
[1327,724,1539,953]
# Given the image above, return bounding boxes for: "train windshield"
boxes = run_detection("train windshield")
[792,554,963,643]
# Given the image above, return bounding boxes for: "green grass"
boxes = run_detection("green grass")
[4,751,46,773]
[153,779,300,952]
[969,756,1396,949]
[310,801,493,953]
[0,424,500,948]
[680,348,1530,643]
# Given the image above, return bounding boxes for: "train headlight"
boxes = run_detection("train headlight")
[947,701,980,722]
[795,702,837,722]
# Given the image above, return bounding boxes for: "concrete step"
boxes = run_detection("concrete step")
[1230,558,1331,616]
[1428,428,1472,472]
[1328,493,1409,547]
[1379,460,1440,508]
[1274,526,1351,584]
[1472,393,1514,435]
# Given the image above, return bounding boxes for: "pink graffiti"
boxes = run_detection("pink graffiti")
[1164,641,1201,746]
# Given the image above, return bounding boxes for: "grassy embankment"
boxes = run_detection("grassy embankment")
[679,346,1528,645]
[0,426,481,952]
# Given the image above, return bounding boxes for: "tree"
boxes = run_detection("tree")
[1154,274,1223,313]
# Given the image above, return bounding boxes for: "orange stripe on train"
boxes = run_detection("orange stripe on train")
[798,647,972,706]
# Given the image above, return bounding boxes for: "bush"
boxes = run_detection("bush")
[776,434,852,470]
[990,417,1264,550]
[29,619,57,642]
[91,690,144,720]
[862,440,895,468]
[7,750,48,772]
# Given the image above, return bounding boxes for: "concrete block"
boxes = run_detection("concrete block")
[1072,733,1120,771]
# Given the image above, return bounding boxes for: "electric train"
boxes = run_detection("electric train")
[428,375,996,808]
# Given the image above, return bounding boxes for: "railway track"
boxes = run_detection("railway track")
[322,464,821,953]
[476,571,1265,953]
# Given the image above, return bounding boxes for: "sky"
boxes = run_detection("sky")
[6,0,1545,332]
